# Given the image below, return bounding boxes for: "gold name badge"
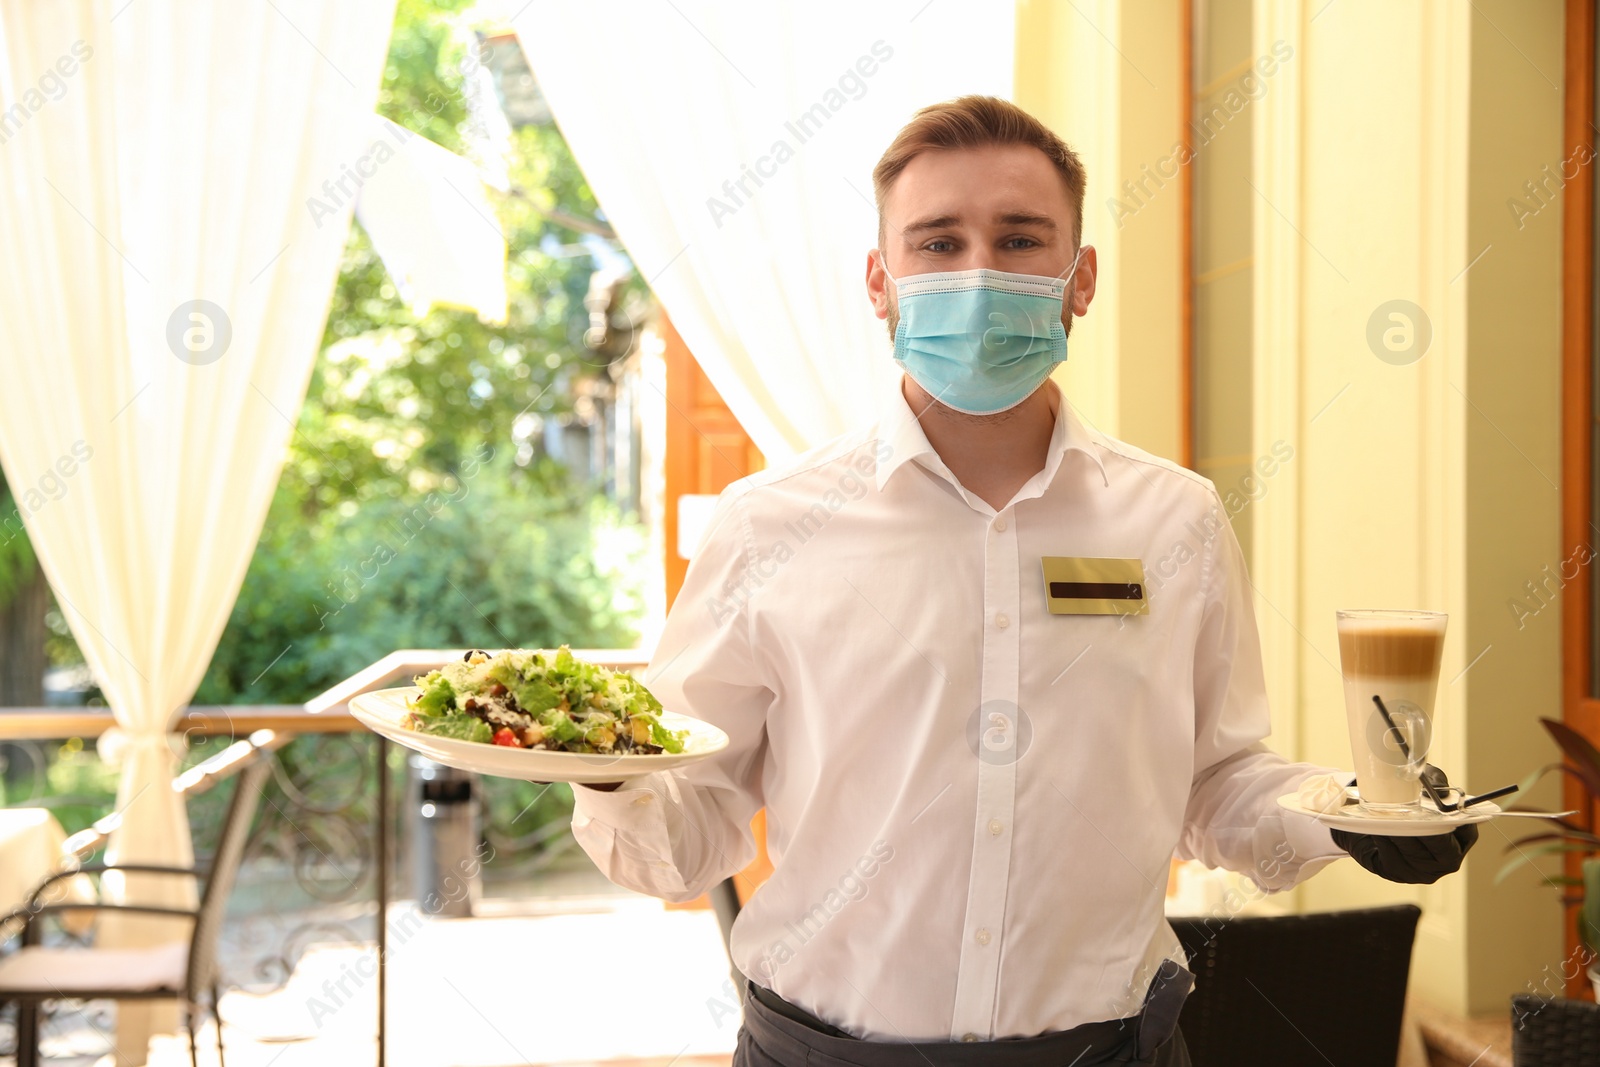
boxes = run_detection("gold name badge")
[1041,557,1149,616]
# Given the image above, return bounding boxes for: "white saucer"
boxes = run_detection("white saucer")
[1276,789,1501,836]
[349,686,729,783]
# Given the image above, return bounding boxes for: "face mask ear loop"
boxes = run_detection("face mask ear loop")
[878,250,898,289]
[1052,243,1087,324]
[1054,243,1087,285]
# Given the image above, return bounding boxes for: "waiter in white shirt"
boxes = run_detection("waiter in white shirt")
[567,95,1476,1067]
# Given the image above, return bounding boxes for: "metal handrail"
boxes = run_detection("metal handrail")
[3,646,655,1067]
[60,729,285,859]
[4,647,653,858]
[0,648,653,740]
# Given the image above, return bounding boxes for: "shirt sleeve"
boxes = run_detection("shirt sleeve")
[569,483,773,903]
[1175,490,1348,891]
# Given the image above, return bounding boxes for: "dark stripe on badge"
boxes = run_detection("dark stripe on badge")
[1049,581,1144,600]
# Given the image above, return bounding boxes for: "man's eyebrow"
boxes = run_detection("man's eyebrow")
[901,214,962,236]
[996,211,1058,230]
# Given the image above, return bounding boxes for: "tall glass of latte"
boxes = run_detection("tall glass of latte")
[1335,609,1447,815]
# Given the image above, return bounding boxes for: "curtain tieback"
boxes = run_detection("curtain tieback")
[97,725,184,766]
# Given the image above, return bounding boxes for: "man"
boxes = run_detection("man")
[569,96,1475,1066]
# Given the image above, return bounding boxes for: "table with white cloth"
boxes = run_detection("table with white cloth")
[0,808,95,938]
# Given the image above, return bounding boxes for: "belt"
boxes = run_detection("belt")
[741,960,1193,1067]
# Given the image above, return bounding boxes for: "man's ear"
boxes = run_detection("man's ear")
[1068,245,1098,317]
[866,249,892,320]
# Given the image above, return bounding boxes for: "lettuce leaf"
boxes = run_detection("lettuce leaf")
[413,675,456,717]
[513,677,564,714]
[649,720,686,754]
[539,709,583,744]
[486,658,522,690]
[415,713,490,744]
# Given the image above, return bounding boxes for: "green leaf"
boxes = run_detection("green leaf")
[1496,841,1598,885]
[413,675,456,717]
[1505,762,1563,811]
[415,713,490,744]
[633,676,663,714]
[1501,830,1600,850]
[0,488,39,609]
[1541,875,1587,888]
[486,658,521,690]
[513,677,563,714]
[540,710,582,744]
[1540,718,1600,798]
[650,720,686,754]
[1584,859,1600,952]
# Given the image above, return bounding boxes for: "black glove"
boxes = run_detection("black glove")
[1331,764,1478,883]
[1326,763,1478,884]
[1329,823,1478,884]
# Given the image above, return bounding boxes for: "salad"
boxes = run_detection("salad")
[403,647,686,754]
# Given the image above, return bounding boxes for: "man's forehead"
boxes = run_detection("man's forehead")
[884,145,1075,234]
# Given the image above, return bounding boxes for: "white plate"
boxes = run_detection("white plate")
[1276,790,1502,836]
[349,686,729,783]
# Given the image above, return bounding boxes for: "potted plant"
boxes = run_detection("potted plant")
[1498,718,1600,997]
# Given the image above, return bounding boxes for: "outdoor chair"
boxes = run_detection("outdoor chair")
[1511,994,1600,1065]
[0,751,272,1067]
[1168,903,1422,1067]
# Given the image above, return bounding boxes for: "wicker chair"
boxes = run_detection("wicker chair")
[1168,904,1421,1067]
[1511,994,1600,1065]
[0,752,272,1067]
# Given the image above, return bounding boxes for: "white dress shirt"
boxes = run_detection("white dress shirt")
[572,375,1345,1042]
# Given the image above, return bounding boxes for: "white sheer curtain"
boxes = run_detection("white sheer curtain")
[514,0,1014,460]
[0,2,394,1061]
[355,115,509,324]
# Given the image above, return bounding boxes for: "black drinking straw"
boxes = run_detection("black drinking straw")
[1372,695,1452,810]
[1459,783,1519,809]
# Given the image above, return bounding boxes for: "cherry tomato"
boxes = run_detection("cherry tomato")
[492,727,519,747]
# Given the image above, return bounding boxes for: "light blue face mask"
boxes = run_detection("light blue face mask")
[882,258,1076,415]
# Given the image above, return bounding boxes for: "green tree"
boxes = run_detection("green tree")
[195,0,648,703]
[0,0,647,712]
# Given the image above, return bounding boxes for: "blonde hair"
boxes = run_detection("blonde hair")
[872,95,1087,245]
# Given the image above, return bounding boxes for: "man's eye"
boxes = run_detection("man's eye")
[923,239,955,253]
[1005,237,1040,249]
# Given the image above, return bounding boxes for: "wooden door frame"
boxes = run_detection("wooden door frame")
[1562,0,1597,994]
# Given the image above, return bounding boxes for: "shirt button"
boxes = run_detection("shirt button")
[975,928,991,946]
[988,819,1003,836]
[995,613,1010,629]
[961,1033,978,1042]
[993,515,1008,532]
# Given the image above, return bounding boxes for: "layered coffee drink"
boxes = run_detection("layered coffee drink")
[1336,610,1447,811]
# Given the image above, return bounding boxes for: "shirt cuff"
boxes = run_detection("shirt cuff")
[1279,781,1350,885]
[570,770,675,828]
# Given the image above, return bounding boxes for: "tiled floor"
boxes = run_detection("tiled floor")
[6,895,740,1067]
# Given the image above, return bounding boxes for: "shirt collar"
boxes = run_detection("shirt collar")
[874,374,1109,494]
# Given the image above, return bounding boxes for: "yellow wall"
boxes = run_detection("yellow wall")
[1460,0,1568,1012]
[1020,0,1569,1019]
[1017,0,1186,463]
[1273,0,1566,1015]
